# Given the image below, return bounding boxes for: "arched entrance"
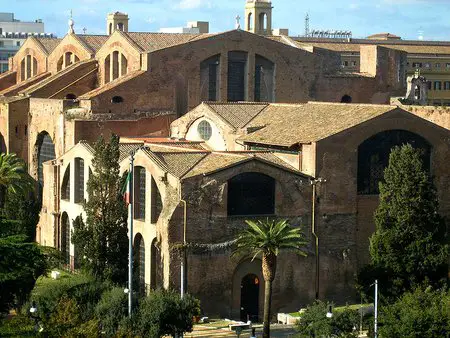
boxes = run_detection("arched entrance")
[134,233,145,295]
[240,274,260,322]
[35,131,56,188]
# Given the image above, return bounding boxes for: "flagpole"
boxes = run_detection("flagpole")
[128,152,134,317]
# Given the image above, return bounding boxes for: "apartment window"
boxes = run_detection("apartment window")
[434,81,442,90]
[351,61,357,67]
[435,63,441,69]
[412,62,422,68]
[446,63,450,69]
[445,81,450,90]
[427,81,432,90]
[16,41,20,47]
[342,60,349,67]
[0,28,2,35]
[0,41,3,47]
[424,63,431,69]
[0,53,8,61]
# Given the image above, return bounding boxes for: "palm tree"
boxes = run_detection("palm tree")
[0,153,34,209]
[233,219,308,338]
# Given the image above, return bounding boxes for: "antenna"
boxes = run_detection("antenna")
[305,13,310,37]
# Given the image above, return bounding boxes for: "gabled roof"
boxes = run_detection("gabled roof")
[34,37,63,54]
[239,102,398,147]
[204,102,269,129]
[124,32,214,52]
[0,72,51,96]
[77,35,109,52]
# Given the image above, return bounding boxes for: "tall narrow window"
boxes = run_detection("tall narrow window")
[61,212,70,265]
[255,55,274,102]
[134,234,145,295]
[37,132,56,187]
[20,58,25,81]
[26,55,32,79]
[134,166,146,220]
[228,51,248,102]
[248,13,253,30]
[120,53,128,76]
[105,55,111,83]
[150,176,162,224]
[200,55,220,101]
[65,52,73,68]
[112,51,119,80]
[74,158,84,203]
[61,165,70,201]
[32,57,37,76]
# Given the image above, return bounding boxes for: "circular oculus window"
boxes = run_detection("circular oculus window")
[197,120,212,141]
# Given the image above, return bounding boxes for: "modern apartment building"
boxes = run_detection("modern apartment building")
[0,12,53,73]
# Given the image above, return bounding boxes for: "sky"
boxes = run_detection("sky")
[3,0,450,41]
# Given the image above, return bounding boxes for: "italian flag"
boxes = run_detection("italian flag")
[122,170,132,205]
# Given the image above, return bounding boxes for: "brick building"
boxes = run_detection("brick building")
[1,0,449,321]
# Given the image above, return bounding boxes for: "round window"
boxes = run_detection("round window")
[197,120,212,141]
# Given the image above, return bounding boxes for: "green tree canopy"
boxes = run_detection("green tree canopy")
[233,218,308,338]
[365,144,448,299]
[0,153,34,209]
[71,135,128,284]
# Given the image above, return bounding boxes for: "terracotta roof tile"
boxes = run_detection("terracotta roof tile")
[155,152,208,178]
[77,35,109,52]
[205,102,269,129]
[240,102,396,147]
[0,72,51,96]
[125,32,213,52]
[35,37,62,54]
[119,143,143,162]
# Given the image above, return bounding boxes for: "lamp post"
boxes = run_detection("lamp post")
[374,279,378,338]
[311,177,326,299]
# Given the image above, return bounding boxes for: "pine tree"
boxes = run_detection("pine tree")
[72,135,128,284]
[369,144,448,298]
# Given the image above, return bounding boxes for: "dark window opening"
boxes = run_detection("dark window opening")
[65,93,77,100]
[37,132,56,186]
[150,238,160,289]
[341,95,352,103]
[111,96,123,103]
[357,130,431,195]
[134,166,146,220]
[24,125,27,136]
[61,165,70,201]
[61,213,70,266]
[240,273,259,322]
[150,176,162,224]
[134,234,145,295]
[15,126,18,136]
[200,55,220,101]
[228,172,275,216]
[255,55,274,102]
[228,51,248,102]
[74,158,84,203]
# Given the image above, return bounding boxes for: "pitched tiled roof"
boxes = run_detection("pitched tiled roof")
[119,143,143,162]
[0,72,51,96]
[154,152,208,178]
[35,37,62,54]
[77,35,109,52]
[125,32,213,52]
[204,102,269,129]
[240,102,397,147]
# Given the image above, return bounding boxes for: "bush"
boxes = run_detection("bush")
[379,287,450,338]
[95,287,128,336]
[296,301,359,338]
[134,289,201,338]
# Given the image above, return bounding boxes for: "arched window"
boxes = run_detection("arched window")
[65,93,77,100]
[200,54,220,101]
[73,216,82,269]
[26,55,32,79]
[255,55,274,102]
[150,238,160,289]
[259,13,267,32]
[134,233,145,295]
[117,22,124,31]
[37,131,56,186]
[74,158,84,203]
[341,95,352,103]
[65,52,73,68]
[228,51,248,102]
[109,23,113,35]
[121,53,128,76]
[20,58,25,81]
[150,175,163,223]
[357,130,431,195]
[112,51,119,80]
[104,54,111,83]
[61,165,70,201]
[248,13,253,30]
[227,172,275,216]
[134,166,146,220]
[32,57,37,76]
[61,212,70,266]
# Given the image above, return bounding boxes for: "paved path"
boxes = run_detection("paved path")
[185,324,297,337]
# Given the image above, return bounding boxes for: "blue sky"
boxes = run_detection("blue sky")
[4,0,450,41]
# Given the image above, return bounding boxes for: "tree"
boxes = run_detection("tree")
[379,287,450,338]
[0,153,34,209]
[0,231,47,313]
[367,144,448,299]
[233,219,307,338]
[134,289,201,338]
[71,135,128,284]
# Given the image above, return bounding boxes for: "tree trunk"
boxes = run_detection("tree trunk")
[263,279,272,338]
[0,185,6,209]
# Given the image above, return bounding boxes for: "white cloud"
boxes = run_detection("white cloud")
[175,0,211,10]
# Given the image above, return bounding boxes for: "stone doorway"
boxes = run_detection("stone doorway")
[240,273,260,322]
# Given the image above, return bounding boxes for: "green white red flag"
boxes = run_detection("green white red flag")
[122,170,132,205]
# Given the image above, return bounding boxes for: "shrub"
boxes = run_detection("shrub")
[134,289,201,338]
[379,287,450,338]
[296,301,359,338]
